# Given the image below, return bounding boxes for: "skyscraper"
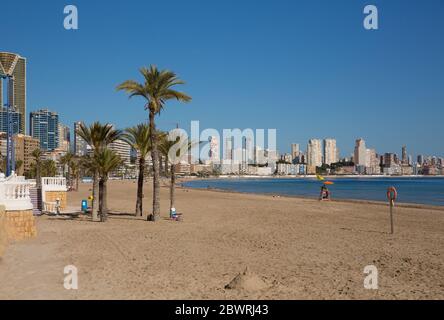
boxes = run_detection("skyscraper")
[307,139,322,167]
[29,109,59,151]
[73,121,88,156]
[323,138,338,165]
[58,123,71,152]
[291,143,300,160]
[402,145,408,165]
[0,52,26,134]
[0,108,21,135]
[354,138,367,166]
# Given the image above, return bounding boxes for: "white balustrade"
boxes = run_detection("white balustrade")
[0,172,33,211]
[41,176,67,203]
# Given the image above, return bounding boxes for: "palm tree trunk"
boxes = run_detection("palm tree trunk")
[135,157,145,217]
[170,163,176,212]
[159,155,164,176]
[92,171,100,222]
[165,156,169,175]
[149,109,160,221]
[99,177,108,222]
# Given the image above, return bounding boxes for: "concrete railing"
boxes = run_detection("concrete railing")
[0,173,33,211]
[42,177,67,190]
[41,176,67,204]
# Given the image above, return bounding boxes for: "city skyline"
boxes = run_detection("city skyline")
[2,0,443,157]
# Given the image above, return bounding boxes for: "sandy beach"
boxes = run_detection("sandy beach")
[0,179,443,300]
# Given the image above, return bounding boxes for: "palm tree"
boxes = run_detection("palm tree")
[15,159,23,175]
[70,156,81,191]
[32,149,43,188]
[117,66,191,221]
[122,124,152,217]
[77,122,122,222]
[94,149,122,222]
[60,152,74,189]
[41,160,57,177]
[159,134,195,215]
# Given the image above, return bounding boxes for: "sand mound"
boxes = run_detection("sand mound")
[225,267,269,291]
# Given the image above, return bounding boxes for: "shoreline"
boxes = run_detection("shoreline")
[177,178,444,211]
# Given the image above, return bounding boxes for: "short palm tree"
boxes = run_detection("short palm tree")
[77,122,122,222]
[15,159,23,175]
[94,149,122,222]
[122,124,152,217]
[117,66,192,221]
[159,134,195,215]
[60,152,74,189]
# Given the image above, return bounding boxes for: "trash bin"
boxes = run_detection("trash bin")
[81,200,88,213]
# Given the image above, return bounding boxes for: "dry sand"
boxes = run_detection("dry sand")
[0,179,443,299]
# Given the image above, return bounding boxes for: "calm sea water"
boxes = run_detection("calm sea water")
[182,177,444,206]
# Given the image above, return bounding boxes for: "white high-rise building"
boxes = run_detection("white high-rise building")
[209,136,219,163]
[73,121,88,156]
[354,138,367,166]
[109,139,132,174]
[291,143,300,160]
[307,139,322,167]
[224,137,233,161]
[323,138,338,165]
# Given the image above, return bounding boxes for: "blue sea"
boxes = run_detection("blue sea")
[182,177,444,206]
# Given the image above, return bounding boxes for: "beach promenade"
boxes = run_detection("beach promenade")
[0,180,443,299]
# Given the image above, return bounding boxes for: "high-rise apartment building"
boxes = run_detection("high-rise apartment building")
[0,108,22,135]
[29,109,59,151]
[0,52,26,134]
[323,139,338,165]
[401,145,408,165]
[354,138,367,166]
[58,123,71,152]
[307,139,322,167]
[0,133,39,176]
[208,136,219,163]
[109,139,131,167]
[73,121,88,156]
[291,143,300,160]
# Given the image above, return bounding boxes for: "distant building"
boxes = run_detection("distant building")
[73,121,88,156]
[208,136,219,163]
[383,153,396,167]
[109,139,131,175]
[307,139,322,167]
[0,133,39,176]
[0,52,27,134]
[354,138,367,166]
[323,138,338,165]
[401,145,408,165]
[29,109,59,151]
[58,123,70,152]
[0,107,22,135]
[291,143,300,160]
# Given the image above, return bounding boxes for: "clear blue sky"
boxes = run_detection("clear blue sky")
[2,0,443,158]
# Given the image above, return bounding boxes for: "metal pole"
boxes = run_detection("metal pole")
[390,199,394,234]
[5,76,15,176]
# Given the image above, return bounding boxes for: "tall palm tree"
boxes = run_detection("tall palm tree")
[122,124,152,217]
[77,122,122,222]
[94,149,122,222]
[117,66,191,221]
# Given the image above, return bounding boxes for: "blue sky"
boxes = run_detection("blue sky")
[2,0,443,157]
